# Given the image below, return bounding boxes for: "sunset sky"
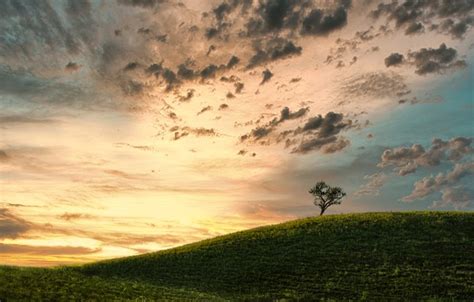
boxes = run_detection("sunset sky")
[1,0,473,266]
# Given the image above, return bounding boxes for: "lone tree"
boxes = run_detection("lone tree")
[309,181,346,216]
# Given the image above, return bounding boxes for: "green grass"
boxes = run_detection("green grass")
[1,212,473,301]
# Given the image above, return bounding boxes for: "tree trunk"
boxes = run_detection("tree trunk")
[319,207,326,216]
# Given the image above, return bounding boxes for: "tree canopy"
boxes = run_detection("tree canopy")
[309,181,346,216]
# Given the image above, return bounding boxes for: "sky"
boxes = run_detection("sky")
[0,0,473,266]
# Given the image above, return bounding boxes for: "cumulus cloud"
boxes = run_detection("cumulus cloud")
[290,112,352,154]
[247,38,302,68]
[260,69,273,85]
[354,172,388,196]
[241,109,351,154]
[241,106,310,142]
[378,137,473,175]
[301,6,348,35]
[384,53,404,67]
[402,162,474,204]
[407,43,467,75]
[431,187,474,210]
[371,0,474,39]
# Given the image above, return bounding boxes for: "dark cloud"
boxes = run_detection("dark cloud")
[407,43,466,75]
[0,208,31,239]
[219,103,229,110]
[292,136,349,154]
[145,63,163,75]
[234,82,245,93]
[124,62,140,71]
[241,110,351,155]
[227,55,240,68]
[290,112,352,154]
[260,69,273,85]
[65,62,81,72]
[177,64,196,80]
[200,64,219,79]
[378,137,473,175]
[246,0,350,36]
[241,106,310,142]
[178,89,195,102]
[405,21,424,34]
[122,80,144,96]
[279,106,309,123]
[371,0,474,38]
[384,53,405,67]
[206,0,351,41]
[161,68,180,91]
[247,38,302,68]
[197,105,212,115]
[301,6,348,35]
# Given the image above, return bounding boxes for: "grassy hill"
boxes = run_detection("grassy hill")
[1,212,473,301]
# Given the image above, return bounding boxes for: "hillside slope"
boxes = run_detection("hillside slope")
[78,212,474,300]
[1,212,473,301]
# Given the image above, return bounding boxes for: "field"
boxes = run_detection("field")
[1,212,473,301]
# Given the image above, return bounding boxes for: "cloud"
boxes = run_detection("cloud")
[371,0,474,39]
[0,243,101,255]
[405,22,424,35]
[244,0,351,36]
[0,65,84,106]
[172,126,218,140]
[59,212,96,221]
[384,53,404,67]
[301,6,348,35]
[407,43,467,75]
[234,82,244,93]
[340,71,409,99]
[0,208,31,239]
[402,162,474,204]
[436,17,474,39]
[65,62,81,72]
[354,172,388,196]
[431,187,473,210]
[116,0,165,8]
[241,106,310,142]
[247,38,302,68]
[241,110,352,155]
[289,112,352,154]
[197,106,212,115]
[0,115,57,125]
[291,136,350,154]
[260,69,273,85]
[227,55,240,68]
[378,137,473,175]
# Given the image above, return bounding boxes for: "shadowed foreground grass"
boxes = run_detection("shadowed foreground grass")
[1,212,473,301]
